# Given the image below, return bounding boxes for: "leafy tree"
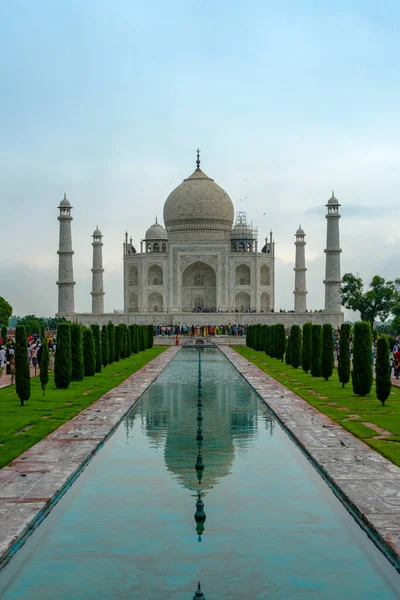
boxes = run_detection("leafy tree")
[107,323,115,364]
[0,297,12,328]
[101,325,109,366]
[83,327,96,376]
[1,325,7,345]
[40,339,49,395]
[302,322,312,374]
[275,324,286,361]
[15,325,30,406]
[290,324,302,369]
[340,273,400,323]
[44,316,67,330]
[352,321,373,397]
[311,325,322,377]
[321,324,334,381]
[391,303,400,335]
[91,324,102,373]
[375,335,392,406]
[16,315,43,336]
[70,323,84,381]
[338,323,351,388]
[54,323,72,388]
[285,329,292,365]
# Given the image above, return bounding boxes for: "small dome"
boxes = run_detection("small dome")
[93,226,102,236]
[59,193,71,207]
[145,220,168,240]
[327,191,339,206]
[295,225,305,236]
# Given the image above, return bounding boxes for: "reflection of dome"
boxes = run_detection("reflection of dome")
[163,161,234,241]
[145,219,168,240]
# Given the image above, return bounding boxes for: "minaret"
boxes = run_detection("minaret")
[324,191,342,312]
[294,225,307,312]
[91,226,105,314]
[57,193,75,315]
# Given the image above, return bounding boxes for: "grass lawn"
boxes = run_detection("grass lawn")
[0,347,167,469]
[234,346,400,468]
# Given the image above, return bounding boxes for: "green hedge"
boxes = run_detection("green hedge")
[352,321,372,397]
[101,324,109,366]
[290,324,302,369]
[376,335,392,406]
[311,324,322,377]
[83,327,96,377]
[15,325,30,405]
[302,322,312,374]
[91,324,102,373]
[321,324,334,381]
[54,323,72,389]
[71,323,84,381]
[338,323,351,388]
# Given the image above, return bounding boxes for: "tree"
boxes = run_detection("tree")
[40,324,46,343]
[16,315,43,336]
[285,329,292,365]
[275,324,286,361]
[130,325,138,354]
[0,297,12,328]
[147,325,154,349]
[126,325,132,356]
[352,321,373,397]
[54,323,72,389]
[70,323,84,381]
[338,323,351,388]
[1,325,7,346]
[91,324,102,372]
[302,322,312,374]
[290,325,302,369]
[376,335,392,406]
[391,303,400,335]
[40,339,49,395]
[115,324,123,361]
[139,325,147,352]
[101,325,109,366]
[107,323,115,364]
[340,273,400,323]
[321,324,334,381]
[15,325,30,406]
[311,325,322,377]
[264,325,270,355]
[83,328,96,376]
[270,325,277,358]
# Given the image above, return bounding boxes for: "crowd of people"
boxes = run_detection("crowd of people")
[154,324,246,337]
[0,333,57,374]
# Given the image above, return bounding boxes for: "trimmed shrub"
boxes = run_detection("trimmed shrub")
[130,325,138,354]
[376,335,392,406]
[107,323,115,365]
[338,323,351,388]
[352,321,373,396]
[285,330,292,365]
[15,325,30,406]
[147,325,154,349]
[70,323,84,381]
[54,323,72,389]
[302,322,312,374]
[311,324,322,377]
[126,325,132,356]
[114,324,123,361]
[139,325,147,352]
[265,325,271,355]
[91,324,102,373]
[321,324,334,381]
[83,327,96,376]
[40,339,49,396]
[290,324,302,369]
[270,325,277,358]
[275,324,286,361]
[119,325,126,359]
[101,325,109,367]
[40,325,46,344]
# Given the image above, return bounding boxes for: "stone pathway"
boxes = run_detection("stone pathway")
[221,346,400,568]
[0,347,179,565]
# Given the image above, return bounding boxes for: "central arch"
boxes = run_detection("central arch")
[182,261,216,311]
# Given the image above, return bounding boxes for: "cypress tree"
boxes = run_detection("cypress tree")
[265,325,271,355]
[352,321,373,396]
[91,324,102,373]
[338,323,351,388]
[130,325,138,354]
[302,322,312,374]
[259,325,266,353]
[147,325,154,349]
[311,324,322,377]
[376,335,392,406]
[40,339,49,396]
[270,325,276,358]
[54,322,72,389]
[15,325,30,406]
[138,325,147,352]
[40,324,46,343]
[290,324,302,369]
[247,325,254,349]
[123,324,129,357]
[285,329,292,365]
[70,323,84,381]
[83,327,96,376]
[120,325,127,359]
[126,325,132,356]
[1,325,7,346]
[101,324,109,366]
[114,324,123,361]
[107,323,115,365]
[321,324,334,381]
[276,324,286,361]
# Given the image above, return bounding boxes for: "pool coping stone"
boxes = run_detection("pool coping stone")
[0,346,179,567]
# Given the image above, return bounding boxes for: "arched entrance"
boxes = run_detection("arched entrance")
[260,292,270,311]
[235,292,250,312]
[148,292,163,312]
[182,261,216,311]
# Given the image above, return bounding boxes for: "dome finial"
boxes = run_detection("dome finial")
[155,215,158,224]
[196,148,201,170]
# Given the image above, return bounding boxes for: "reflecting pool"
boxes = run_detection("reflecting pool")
[0,348,399,598]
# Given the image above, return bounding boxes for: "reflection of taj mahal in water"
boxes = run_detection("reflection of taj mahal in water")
[56,151,343,328]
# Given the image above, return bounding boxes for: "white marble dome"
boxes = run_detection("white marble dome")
[163,166,234,239]
[145,220,168,240]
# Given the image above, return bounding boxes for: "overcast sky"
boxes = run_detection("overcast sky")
[1,0,399,319]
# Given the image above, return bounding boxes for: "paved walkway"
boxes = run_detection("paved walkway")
[220,346,400,568]
[0,347,179,565]
[0,363,40,389]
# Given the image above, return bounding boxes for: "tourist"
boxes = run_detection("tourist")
[0,346,5,367]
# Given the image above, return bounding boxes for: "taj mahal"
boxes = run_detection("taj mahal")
[56,151,344,328]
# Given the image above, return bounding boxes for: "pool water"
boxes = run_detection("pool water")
[0,348,399,598]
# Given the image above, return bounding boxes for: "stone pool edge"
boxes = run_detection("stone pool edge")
[220,346,400,572]
[0,346,180,568]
